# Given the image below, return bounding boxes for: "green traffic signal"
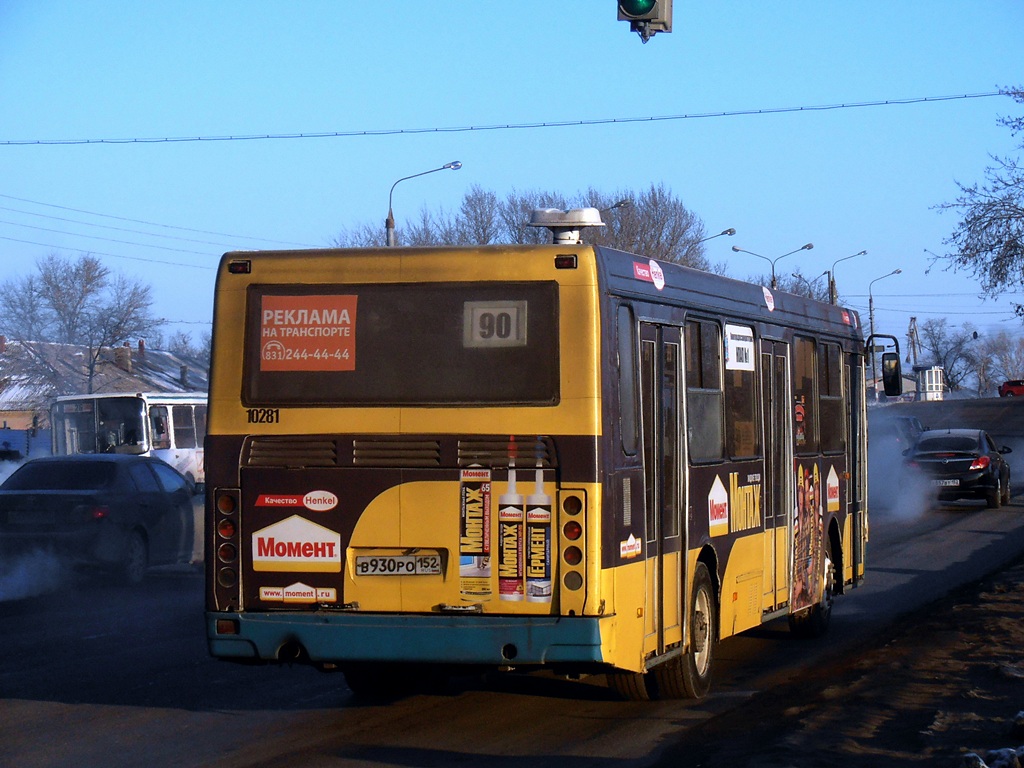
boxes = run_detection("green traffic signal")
[618,0,657,17]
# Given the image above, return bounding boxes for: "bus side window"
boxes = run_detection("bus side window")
[617,306,638,455]
[819,342,845,453]
[194,405,208,445]
[724,324,759,459]
[685,319,724,462]
[172,405,197,449]
[150,406,171,450]
[793,337,818,453]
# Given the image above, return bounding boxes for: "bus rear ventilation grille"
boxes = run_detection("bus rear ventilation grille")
[353,439,441,468]
[458,437,554,468]
[246,438,338,468]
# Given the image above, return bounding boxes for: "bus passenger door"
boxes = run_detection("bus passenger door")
[760,341,792,612]
[847,352,867,582]
[640,323,685,656]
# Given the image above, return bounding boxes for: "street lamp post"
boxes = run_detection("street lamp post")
[699,227,736,244]
[385,161,462,247]
[829,249,867,304]
[731,242,814,289]
[791,269,829,298]
[869,268,902,398]
[681,227,735,262]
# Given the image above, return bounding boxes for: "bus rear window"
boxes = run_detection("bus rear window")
[244,282,559,406]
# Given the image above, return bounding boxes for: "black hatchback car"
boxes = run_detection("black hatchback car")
[0,454,195,583]
[905,429,1012,508]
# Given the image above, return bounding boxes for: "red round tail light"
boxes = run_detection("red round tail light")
[217,519,237,539]
[564,546,583,566]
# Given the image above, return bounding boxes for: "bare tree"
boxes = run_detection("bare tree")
[457,184,501,245]
[498,189,569,245]
[331,222,385,248]
[919,318,980,392]
[584,184,709,268]
[937,86,1024,315]
[977,329,1024,393]
[164,330,212,365]
[338,184,707,262]
[0,252,161,393]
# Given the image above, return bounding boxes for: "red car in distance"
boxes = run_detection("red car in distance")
[998,380,1024,397]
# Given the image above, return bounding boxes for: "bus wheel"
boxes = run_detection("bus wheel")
[606,670,650,701]
[645,562,716,700]
[681,562,716,698]
[120,531,148,585]
[789,550,835,638]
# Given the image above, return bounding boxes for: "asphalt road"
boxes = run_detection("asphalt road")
[2,399,1024,767]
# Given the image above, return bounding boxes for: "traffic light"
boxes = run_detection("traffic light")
[617,0,672,43]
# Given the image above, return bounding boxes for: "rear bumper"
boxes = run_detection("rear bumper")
[207,610,606,667]
[933,474,998,499]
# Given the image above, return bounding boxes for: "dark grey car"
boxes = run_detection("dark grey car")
[905,428,1012,508]
[0,454,195,583]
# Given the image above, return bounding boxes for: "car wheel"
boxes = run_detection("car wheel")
[1007,392,1015,397]
[987,481,1002,509]
[120,531,148,584]
[1002,474,1012,506]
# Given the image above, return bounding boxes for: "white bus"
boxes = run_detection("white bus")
[51,392,207,489]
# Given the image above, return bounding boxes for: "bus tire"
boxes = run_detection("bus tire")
[120,531,148,585]
[644,562,717,700]
[679,562,716,699]
[606,670,650,701]
[789,548,835,638]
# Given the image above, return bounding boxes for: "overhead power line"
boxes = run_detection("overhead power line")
[0,217,215,256]
[0,92,1003,146]
[0,234,215,270]
[0,192,317,248]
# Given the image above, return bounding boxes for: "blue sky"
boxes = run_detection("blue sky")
[1,1,1022,347]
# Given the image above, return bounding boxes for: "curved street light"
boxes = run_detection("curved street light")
[600,198,632,214]
[869,268,902,397]
[699,227,736,244]
[732,242,814,289]
[682,227,735,262]
[828,249,867,304]
[385,161,462,247]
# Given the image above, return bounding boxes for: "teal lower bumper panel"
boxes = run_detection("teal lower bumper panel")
[207,611,604,666]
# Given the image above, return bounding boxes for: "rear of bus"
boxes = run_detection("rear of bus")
[205,246,616,685]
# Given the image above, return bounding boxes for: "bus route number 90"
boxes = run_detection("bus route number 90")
[463,300,527,348]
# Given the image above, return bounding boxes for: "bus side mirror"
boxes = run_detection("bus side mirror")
[881,352,902,397]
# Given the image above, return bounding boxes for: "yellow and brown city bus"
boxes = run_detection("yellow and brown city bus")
[205,229,900,700]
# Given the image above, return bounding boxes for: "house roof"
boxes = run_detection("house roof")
[0,339,208,412]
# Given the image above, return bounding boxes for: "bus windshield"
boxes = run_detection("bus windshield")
[245,281,560,406]
[52,396,146,454]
